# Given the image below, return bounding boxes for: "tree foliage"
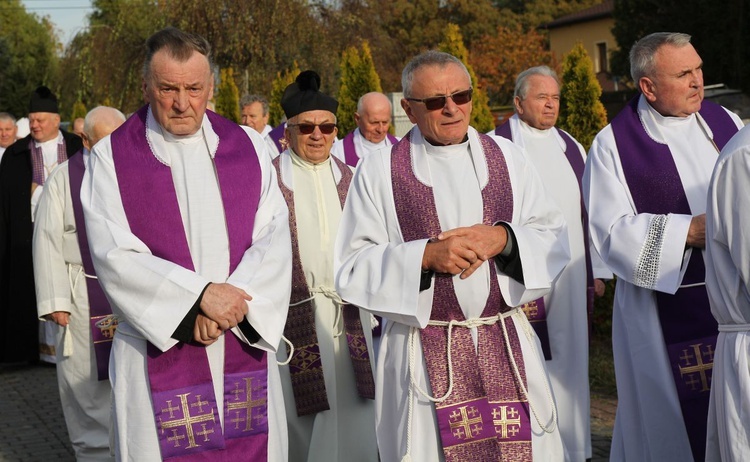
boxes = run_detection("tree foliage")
[438,24,494,133]
[337,42,383,136]
[611,0,749,93]
[471,24,555,106]
[269,62,301,127]
[70,100,88,123]
[215,68,240,123]
[557,42,607,150]
[0,0,60,118]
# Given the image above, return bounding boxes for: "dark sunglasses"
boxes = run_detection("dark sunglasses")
[288,122,337,135]
[406,88,473,111]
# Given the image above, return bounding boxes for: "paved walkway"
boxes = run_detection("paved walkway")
[0,363,616,461]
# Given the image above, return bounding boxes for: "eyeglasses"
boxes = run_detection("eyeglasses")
[406,88,473,111]
[288,122,337,135]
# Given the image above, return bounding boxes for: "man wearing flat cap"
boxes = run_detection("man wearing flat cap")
[0,85,83,364]
[273,70,378,462]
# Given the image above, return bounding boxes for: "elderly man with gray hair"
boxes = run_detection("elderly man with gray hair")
[490,65,612,461]
[584,32,743,461]
[0,112,17,160]
[33,106,126,461]
[240,93,272,137]
[335,50,569,462]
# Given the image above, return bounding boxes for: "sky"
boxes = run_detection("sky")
[21,0,94,46]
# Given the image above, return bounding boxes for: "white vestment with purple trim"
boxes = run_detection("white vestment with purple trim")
[489,113,612,461]
[81,108,292,461]
[334,126,570,461]
[705,124,750,462]
[584,95,743,462]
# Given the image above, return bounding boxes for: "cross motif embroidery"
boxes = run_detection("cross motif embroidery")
[449,405,483,440]
[227,377,267,432]
[159,393,216,449]
[492,405,522,439]
[678,343,713,392]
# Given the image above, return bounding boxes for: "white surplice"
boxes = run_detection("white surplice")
[275,149,378,462]
[705,124,750,462]
[33,153,113,461]
[583,95,744,462]
[490,114,613,461]
[82,108,292,462]
[334,126,571,462]
[330,128,398,165]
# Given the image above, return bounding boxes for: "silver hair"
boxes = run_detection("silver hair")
[240,94,269,116]
[83,106,126,139]
[0,112,16,123]
[629,32,692,83]
[514,66,559,100]
[142,27,213,82]
[401,50,470,98]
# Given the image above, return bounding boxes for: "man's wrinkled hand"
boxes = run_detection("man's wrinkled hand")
[594,279,606,298]
[432,224,508,279]
[45,311,70,327]
[193,314,221,346]
[686,214,706,249]
[199,283,251,331]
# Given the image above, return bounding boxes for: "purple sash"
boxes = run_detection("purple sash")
[112,106,267,461]
[611,96,738,462]
[272,154,375,416]
[342,130,398,167]
[68,150,116,381]
[495,120,596,357]
[392,130,531,461]
[268,123,285,154]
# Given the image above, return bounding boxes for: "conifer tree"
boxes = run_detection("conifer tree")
[438,24,494,133]
[557,42,607,150]
[215,68,240,123]
[70,100,87,124]
[337,41,383,136]
[269,62,301,127]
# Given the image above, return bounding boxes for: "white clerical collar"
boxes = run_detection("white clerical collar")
[280,149,343,191]
[290,149,331,170]
[410,125,489,188]
[518,118,554,138]
[357,128,387,149]
[33,131,62,148]
[145,106,219,166]
[638,94,708,145]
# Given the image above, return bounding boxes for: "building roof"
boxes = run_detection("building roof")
[545,0,614,29]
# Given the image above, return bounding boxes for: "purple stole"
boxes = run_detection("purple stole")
[495,121,596,359]
[111,106,268,461]
[268,123,285,153]
[342,130,398,167]
[30,137,68,186]
[68,150,116,381]
[391,131,532,461]
[611,97,739,462]
[271,154,375,416]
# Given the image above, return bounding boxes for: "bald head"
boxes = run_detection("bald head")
[82,106,127,150]
[355,92,392,144]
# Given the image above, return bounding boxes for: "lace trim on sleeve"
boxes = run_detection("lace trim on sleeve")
[633,214,668,289]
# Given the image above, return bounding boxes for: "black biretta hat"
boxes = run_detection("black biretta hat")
[281,70,338,119]
[29,86,59,114]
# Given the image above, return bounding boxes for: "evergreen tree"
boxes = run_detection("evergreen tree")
[269,62,301,127]
[438,24,494,133]
[337,41,383,136]
[557,42,607,150]
[215,68,240,123]
[70,100,87,123]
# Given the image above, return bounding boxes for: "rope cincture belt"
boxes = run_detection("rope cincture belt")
[401,307,558,461]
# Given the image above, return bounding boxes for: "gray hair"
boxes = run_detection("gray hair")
[629,32,692,83]
[0,112,16,123]
[240,94,269,116]
[142,27,213,81]
[83,106,126,139]
[514,66,559,100]
[401,50,470,98]
[356,92,392,113]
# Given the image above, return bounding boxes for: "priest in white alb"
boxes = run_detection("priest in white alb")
[705,124,750,462]
[584,32,743,462]
[335,50,570,462]
[490,65,612,461]
[331,92,398,167]
[273,69,378,462]
[81,27,292,461]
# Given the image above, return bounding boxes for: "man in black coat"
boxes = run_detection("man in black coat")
[0,86,83,364]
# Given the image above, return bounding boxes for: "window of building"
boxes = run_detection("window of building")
[597,42,608,73]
